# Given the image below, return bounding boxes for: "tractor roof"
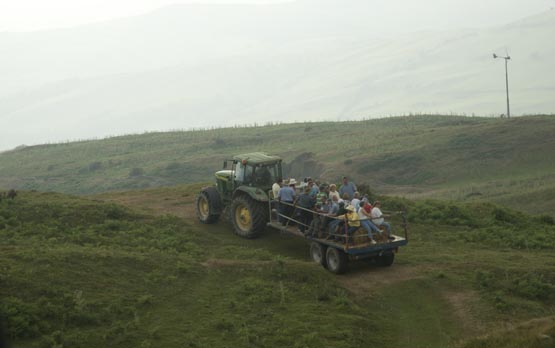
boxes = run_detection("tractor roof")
[233,152,281,165]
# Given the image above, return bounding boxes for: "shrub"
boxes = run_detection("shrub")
[137,294,154,306]
[493,291,509,311]
[166,162,181,171]
[511,274,555,301]
[213,138,226,147]
[88,161,103,172]
[1,297,40,339]
[356,182,374,200]
[537,214,555,225]
[103,204,129,220]
[129,167,144,177]
[493,207,519,224]
[332,289,354,309]
[475,270,493,289]
[381,196,412,212]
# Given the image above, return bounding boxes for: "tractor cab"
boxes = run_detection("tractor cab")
[219,153,282,193]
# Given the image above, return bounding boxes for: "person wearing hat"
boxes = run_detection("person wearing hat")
[289,178,297,193]
[277,179,297,225]
[330,204,360,238]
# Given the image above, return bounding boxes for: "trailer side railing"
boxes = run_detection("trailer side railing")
[268,192,408,247]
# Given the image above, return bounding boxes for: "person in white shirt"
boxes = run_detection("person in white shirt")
[272,177,283,199]
[357,204,380,244]
[371,201,394,240]
[328,184,340,202]
[299,177,308,191]
[351,192,361,211]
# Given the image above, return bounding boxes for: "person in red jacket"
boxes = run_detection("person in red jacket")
[362,198,373,214]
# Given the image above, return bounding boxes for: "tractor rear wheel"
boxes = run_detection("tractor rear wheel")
[196,187,222,224]
[231,195,267,238]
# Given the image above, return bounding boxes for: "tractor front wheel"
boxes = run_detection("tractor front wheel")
[231,195,267,238]
[196,187,222,224]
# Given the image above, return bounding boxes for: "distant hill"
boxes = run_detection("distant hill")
[1,115,554,215]
[1,2,554,150]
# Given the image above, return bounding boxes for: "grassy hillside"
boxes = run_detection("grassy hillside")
[0,189,380,347]
[1,115,554,215]
[1,186,555,347]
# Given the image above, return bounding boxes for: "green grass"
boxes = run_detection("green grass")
[376,279,461,348]
[2,187,555,347]
[1,115,554,216]
[461,317,555,348]
[0,191,389,347]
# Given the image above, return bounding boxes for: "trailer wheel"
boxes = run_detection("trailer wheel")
[325,247,348,274]
[231,195,267,238]
[196,187,222,224]
[310,242,327,268]
[376,252,395,267]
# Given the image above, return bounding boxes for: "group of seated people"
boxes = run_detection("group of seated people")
[272,176,394,244]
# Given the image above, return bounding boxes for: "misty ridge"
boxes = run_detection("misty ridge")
[1,0,554,151]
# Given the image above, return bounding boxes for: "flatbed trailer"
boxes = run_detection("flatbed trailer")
[267,200,409,274]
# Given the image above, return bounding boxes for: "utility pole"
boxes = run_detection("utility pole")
[493,53,511,118]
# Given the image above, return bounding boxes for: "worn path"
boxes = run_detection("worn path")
[95,188,487,347]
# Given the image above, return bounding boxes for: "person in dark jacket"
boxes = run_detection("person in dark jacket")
[296,187,315,233]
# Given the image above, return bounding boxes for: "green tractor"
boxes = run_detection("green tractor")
[195,152,282,238]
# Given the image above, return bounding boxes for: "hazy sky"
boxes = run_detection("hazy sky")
[1,0,553,32]
[0,0,290,31]
[1,0,553,151]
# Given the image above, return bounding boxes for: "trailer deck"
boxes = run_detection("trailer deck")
[266,198,409,273]
[267,221,407,255]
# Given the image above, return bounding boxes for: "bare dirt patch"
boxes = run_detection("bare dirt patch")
[338,265,426,295]
[93,188,198,220]
[443,290,483,335]
[202,259,268,268]
[201,258,306,269]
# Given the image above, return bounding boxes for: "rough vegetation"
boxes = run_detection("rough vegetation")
[1,114,554,347]
[0,190,387,347]
[1,186,554,347]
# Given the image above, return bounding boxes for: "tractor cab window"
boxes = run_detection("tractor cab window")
[252,163,279,186]
[234,162,246,182]
[243,165,255,184]
[234,161,281,187]
[233,162,257,184]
